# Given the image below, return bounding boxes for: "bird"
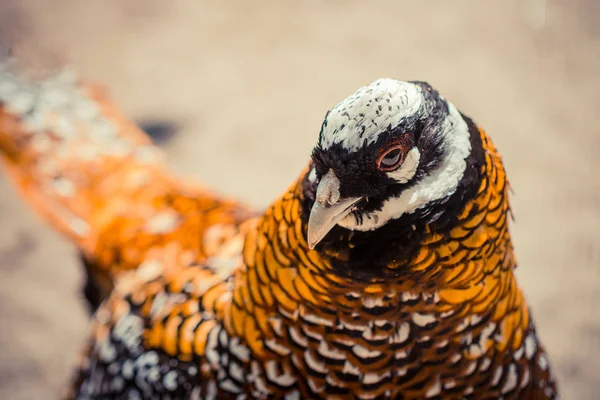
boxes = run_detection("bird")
[0,57,558,399]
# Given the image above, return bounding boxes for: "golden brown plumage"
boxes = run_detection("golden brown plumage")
[0,64,254,309]
[0,60,557,399]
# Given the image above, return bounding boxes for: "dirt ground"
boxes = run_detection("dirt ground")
[0,1,598,398]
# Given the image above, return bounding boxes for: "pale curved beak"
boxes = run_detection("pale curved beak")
[307,196,361,249]
[307,169,361,249]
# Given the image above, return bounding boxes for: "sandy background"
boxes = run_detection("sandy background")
[0,1,598,398]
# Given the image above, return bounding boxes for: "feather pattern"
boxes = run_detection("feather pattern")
[0,59,558,399]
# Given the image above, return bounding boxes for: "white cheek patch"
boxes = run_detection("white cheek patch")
[388,147,420,184]
[339,101,471,232]
[308,168,317,183]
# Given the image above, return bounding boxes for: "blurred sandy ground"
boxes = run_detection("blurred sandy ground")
[0,0,598,398]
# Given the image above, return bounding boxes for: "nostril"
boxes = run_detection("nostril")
[328,186,340,205]
[316,169,341,205]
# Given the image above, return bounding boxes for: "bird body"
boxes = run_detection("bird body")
[0,59,558,399]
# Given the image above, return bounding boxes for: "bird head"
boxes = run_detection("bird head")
[305,79,483,252]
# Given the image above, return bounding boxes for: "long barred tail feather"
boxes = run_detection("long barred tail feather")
[0,56,255,310]
[0,57,166,253]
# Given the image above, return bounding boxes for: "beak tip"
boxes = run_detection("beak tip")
[306,231,318,250]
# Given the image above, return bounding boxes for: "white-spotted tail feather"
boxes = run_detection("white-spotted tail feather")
[0,56,164,251]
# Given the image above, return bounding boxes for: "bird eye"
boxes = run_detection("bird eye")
[377,146,404,171]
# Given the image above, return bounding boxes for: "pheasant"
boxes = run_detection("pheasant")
[0,57,558,399]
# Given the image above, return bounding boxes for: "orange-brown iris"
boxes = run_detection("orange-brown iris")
[377,144,405,171]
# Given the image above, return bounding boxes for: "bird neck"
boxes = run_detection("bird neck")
[223,128,531,371]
